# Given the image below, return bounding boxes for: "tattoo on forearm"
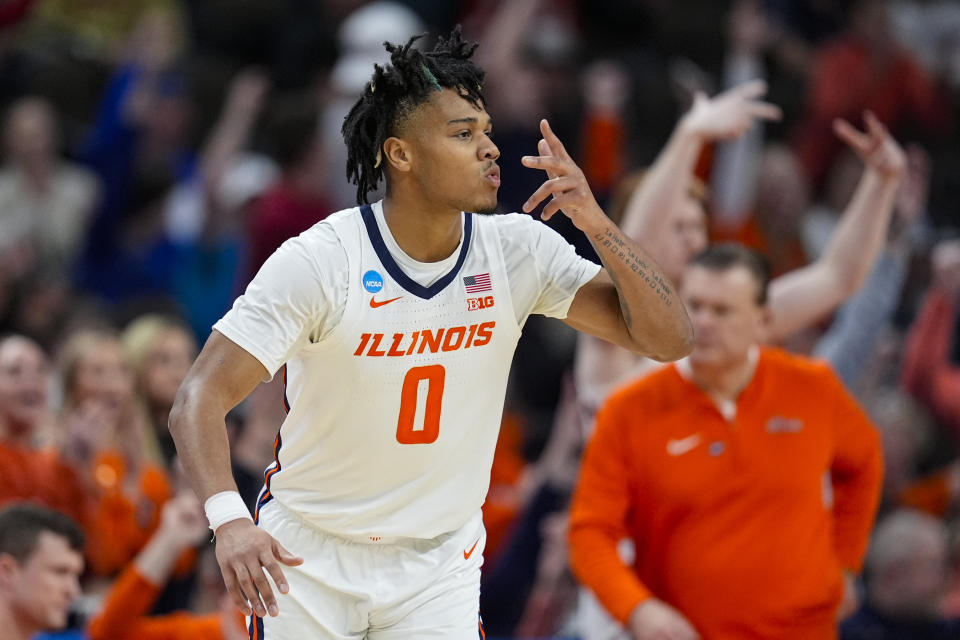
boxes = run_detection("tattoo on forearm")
[592,227,674,319]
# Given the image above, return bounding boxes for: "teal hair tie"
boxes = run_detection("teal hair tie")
[421,64,442,91]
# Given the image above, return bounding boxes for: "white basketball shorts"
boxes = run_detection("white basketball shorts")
[247,499,488,639]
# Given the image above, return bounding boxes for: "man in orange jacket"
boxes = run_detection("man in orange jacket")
[569,244,883,640]
[88,492,246,640]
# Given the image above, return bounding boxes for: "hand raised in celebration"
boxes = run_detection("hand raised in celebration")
[833,111,906,182]
[215,518,303,618]
[522,119,606,233]
[680,79,782,142]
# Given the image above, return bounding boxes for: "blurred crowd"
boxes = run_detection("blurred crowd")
[0,0,958,639]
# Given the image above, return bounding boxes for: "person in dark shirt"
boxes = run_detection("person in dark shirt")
[842,509,960,640]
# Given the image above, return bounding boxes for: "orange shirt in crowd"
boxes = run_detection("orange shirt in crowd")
[900,469,953,517]
[0,441,183,578]
[569,348,883,640]
[88,562,244,640]
[0,441,87,524]
[84,451,174,576]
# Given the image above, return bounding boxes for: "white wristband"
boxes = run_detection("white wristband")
[204,491,253,533]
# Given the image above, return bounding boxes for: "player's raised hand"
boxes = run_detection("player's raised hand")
[522,119,606,232]
[833,111,906,182]
[215,519,303,618]
[679,79,781,142]
[628,598,701,640]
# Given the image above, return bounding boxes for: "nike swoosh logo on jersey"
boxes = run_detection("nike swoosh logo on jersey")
[666,434,702,456]
[464,538,480,560]
[369,296,403,308]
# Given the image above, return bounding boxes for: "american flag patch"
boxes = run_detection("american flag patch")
[463,273,492,293]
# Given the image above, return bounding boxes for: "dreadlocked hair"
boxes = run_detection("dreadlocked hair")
[341,25,486,205]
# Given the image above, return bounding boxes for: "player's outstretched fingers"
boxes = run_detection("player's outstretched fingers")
[272,537,304,567]
[523,177,575,213]
[222,569,253,616]
[538,139,559,179]
[539,119,569,159]
[255,537,303,613]
[521,154,566,173]
[248,559,279,617]
[236,564,267,618]
[541,192,572,221]
[261,556,290,600]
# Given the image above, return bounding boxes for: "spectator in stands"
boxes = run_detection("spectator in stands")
[58,328,171,576]
[570,245,883,640]
[842,509,960,640]
[902,238,960,440]
[0,503,84,640]
[123,315,197,465]
[576,81,906,416]
[165,67,274,340]
[88,492,246,640]
[0,333,53,447]
[245,94,332,282]
[793,0,952,187]
[0,96,99,279]
[78,6,193,301]
[0,334,87,525]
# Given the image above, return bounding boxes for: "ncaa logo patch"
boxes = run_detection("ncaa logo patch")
[363,270,384,293]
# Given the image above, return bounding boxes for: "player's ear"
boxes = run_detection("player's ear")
[0,553,20,587]
[383,137,412,173]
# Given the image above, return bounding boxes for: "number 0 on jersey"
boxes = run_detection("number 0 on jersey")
[397,365,446,444]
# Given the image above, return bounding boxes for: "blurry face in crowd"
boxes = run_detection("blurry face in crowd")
[4,98,57,166]
[880,529,950,618]
[0,337,49,434]
[0,533,83,632]
[389,88,501,216]
[755,145,810,236]
[141,328,196,409]
[660,196,709,282]
[72,338,135,414]
[681,264,768,369]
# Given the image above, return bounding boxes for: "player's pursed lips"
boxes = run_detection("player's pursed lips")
[484,162,500,187]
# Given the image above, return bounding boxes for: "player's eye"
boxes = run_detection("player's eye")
[484,129,494,140]
[456,130,471,139]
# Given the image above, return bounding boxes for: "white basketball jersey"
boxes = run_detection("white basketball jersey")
[215,200,599,539]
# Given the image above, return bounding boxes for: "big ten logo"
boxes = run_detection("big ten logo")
[467,295,495,311]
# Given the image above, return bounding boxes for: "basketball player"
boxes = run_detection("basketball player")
[168,29,693,638]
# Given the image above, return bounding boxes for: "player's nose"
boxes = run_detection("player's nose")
[479,136,499,161]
